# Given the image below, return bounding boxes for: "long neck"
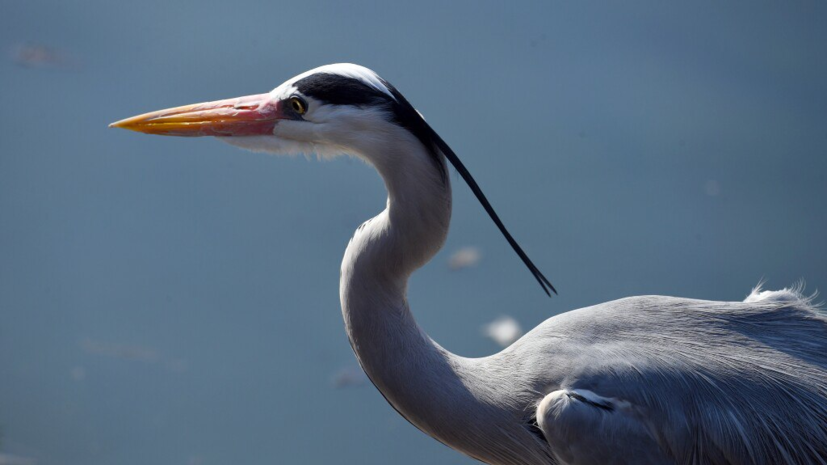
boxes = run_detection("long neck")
[338,137,553,465]
[339,137,484,449]
[340,135,452,363]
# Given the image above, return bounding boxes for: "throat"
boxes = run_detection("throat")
[341,139,452,295]
[338,140,460,436]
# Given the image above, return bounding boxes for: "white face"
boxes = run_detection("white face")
[220,64,402,161]
[110,62,436,177]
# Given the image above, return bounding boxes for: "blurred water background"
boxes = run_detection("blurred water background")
[1,1,826,464]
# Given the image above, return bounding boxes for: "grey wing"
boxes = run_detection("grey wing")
[536,361,827,465]
[529,290,827,465]
[536,388,672,465]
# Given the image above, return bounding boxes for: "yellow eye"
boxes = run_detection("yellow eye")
[290,97,307,115]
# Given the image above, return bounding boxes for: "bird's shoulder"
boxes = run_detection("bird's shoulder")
[529,291,826,347]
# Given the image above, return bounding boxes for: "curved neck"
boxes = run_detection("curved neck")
[338,137,551,464]
[340,137,451,348]
[339,138,477,443]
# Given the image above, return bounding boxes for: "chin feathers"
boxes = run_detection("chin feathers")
[217,135,346,161]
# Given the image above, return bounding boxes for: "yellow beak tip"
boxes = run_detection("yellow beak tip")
[109,119,138,131]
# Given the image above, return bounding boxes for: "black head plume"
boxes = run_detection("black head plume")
[425,124,557,297]
[298,70,556,296]
[381,80,556,296]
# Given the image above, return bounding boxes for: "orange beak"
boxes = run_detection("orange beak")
[109,93,288,137]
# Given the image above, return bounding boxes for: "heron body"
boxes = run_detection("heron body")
[112,64,827,464]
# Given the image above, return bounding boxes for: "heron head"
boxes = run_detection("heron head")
[111,63,556,296]
[110,63,440,171]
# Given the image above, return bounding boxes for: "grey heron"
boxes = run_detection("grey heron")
[111,64,827,465]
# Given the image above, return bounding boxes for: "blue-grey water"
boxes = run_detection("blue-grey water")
[1,2,826,464]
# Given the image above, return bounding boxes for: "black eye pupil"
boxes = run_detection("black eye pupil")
[291,98,304,113]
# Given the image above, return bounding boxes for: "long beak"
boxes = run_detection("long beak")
[109,93,285,137]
